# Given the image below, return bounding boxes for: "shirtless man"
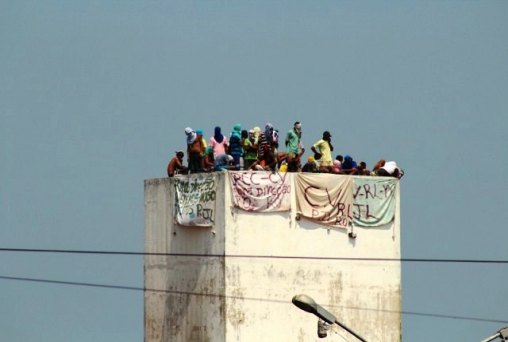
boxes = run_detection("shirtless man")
[167,151,188,177]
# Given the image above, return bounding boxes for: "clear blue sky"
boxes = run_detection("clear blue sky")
[1,1,507,341]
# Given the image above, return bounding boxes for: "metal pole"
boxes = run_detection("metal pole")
[292,294,368,341]
[481,326,508,342]
[334,319,368,342]
[481,333,500,342]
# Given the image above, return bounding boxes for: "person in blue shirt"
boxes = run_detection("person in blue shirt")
[214,154,235,171]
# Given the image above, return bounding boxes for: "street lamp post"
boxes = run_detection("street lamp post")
[292,294,368,342]
[481,326,508,342]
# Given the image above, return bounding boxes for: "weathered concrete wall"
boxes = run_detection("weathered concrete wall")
[144,175,227,342]
[145,173,401,342]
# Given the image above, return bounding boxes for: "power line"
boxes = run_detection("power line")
[1,247,508,264]
[1,274,507,324]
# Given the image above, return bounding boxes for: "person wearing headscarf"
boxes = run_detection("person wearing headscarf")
[252,126,261,143]
[341,155,358,174]
[202,146,214,172]
[258,123,274,159]
[229,124,243,169]
[231,124,241,139]
[243,129,258,170]
[185,127,196,145]
[209,126,229,158]
[264,123,274,145]
[185,127,204,173]
[239,129,249,169]
[196,128,207,149]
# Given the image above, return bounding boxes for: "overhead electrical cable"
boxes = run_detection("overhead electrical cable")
[1,247,508,264]
[1,274,507,324]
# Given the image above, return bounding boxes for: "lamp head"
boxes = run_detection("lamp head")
[292,294,316,314]
[292,294,336,324]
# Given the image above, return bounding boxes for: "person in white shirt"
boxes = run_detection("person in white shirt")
[377,161,404,178]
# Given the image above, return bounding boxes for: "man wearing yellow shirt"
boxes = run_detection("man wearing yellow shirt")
[311,131,334,172]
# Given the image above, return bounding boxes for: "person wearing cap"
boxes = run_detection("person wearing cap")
[285,121,303,172]
[311,131,334,172]
[167,151,188,177]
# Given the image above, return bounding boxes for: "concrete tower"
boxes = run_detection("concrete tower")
[144,171,401,341]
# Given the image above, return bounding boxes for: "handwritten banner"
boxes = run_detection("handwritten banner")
[229,171,291,212]
[352,177,397,227]
[295,174,353,229]
[174,173,217,227]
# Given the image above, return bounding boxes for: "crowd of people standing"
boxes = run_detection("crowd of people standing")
[167,122,404,179]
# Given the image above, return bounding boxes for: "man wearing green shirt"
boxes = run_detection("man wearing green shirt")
[285,121,303,172]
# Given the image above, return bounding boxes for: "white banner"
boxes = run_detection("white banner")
[174,173,217,227]
[229,171,291,212]
[352,177,397,227]
[295,173,353,229]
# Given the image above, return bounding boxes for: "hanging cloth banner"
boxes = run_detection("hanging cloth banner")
[229,171,291,212]
[174,173,217,227]
[352,177,397,227]
[295,173,353,229]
